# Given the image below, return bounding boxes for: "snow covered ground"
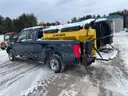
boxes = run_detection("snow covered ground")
[0,32,128,96]
[0,50,55,96]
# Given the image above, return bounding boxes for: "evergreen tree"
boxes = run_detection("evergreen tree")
[71,17,77,23]
[97,15,101,18]
[4,17,13,32]
[85,15,93,19]
[0,16,5,34]
[13,13,37,33]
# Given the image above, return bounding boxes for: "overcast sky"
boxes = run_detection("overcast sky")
[0,0,127,23]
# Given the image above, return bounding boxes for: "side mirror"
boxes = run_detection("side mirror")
[9,37,17,42]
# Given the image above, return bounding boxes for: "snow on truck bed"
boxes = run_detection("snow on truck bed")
[43,19,94,31]
[43,18,107,31]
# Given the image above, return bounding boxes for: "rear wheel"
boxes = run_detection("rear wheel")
[49,54,65,73]
[8,49,16,61]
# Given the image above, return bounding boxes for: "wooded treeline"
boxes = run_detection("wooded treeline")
[0,13,37,34]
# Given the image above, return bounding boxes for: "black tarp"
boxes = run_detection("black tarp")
[94,20,113,49]
[61,26,82,32]
[43,29,59,34]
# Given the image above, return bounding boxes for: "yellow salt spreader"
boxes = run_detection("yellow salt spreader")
[43,20,97,55]
[42,20,97,71]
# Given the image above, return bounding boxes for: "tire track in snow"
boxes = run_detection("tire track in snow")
[0,62,41,91]
[0,64,52,96]
[0,50,53,96]
[0,60,41,77]
[0,62,28,76]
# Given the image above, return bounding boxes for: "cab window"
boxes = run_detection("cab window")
[38,28,43,40]
[27,29,35,41]
[17,30,27,42]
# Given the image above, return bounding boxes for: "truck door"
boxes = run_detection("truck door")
[25,29,36,58]
[13,29,35,57]
[34,29,46,61]
[13,30,28,55]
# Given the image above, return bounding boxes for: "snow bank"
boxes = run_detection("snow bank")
[113,32,128,68]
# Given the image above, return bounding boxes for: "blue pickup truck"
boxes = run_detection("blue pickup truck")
[6,26,95,73]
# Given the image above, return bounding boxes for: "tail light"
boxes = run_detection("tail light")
[72,44,81,58]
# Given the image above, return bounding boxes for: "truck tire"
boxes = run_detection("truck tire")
[0,45,5,50]
[49,54,64,73]
[8,49,16,61]
[0,43,6,50]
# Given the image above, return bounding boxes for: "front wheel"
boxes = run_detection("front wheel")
[1,47,5,50]
[0,45,5,50]
[8,49,16,61]
[49,54,65,73]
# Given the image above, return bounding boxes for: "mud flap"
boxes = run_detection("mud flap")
[81,49,88,73]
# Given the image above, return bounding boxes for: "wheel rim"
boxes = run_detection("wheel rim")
[9,52,13,60]
[50,59,59,71]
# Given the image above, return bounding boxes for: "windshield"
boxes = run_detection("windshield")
[4,35,11,40]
